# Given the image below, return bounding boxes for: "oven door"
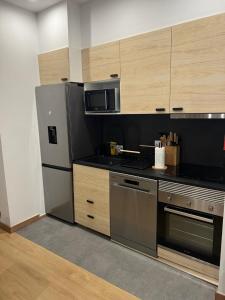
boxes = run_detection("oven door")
[158,203,222,265]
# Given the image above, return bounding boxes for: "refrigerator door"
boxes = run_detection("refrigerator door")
[36,84,71,168]
[42,166,74,223]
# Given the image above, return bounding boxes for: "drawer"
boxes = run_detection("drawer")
[76,209,110,236]
[73,164,110,236]
[75,195,109,218]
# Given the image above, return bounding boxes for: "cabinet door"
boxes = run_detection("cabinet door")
[38,47,70,85]
[73,164,110,236]
[120,28,171,114]
[82,41,120,82]
[171,13,225,113]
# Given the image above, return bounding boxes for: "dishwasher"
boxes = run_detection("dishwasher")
[110,172,157,257]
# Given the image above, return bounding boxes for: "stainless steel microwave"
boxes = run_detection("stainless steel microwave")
[84,88,120,114]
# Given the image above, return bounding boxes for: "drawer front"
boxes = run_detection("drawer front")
[73,164,110,235]
[75,198,109,218]
[75,209,110,236]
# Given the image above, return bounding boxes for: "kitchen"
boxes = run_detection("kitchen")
[1,0,225,299]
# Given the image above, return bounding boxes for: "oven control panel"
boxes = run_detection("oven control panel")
[159,180,224,217]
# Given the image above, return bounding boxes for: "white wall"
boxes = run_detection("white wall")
[80,0,225,48]
[37,0,68,53]
[0,0,45,226]
[67,0,82,82]
[0,137,10,226]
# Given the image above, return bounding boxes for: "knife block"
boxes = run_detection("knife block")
[165,146,180,166]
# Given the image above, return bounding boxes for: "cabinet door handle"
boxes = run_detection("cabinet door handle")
[155,108,166,112]
[87,214,95,219]
[110,74,118,78]
[61,78,68,82]
[87,200,94,204]
[172,107,183,112]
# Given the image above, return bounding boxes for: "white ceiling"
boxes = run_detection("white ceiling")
[4,0,89,12]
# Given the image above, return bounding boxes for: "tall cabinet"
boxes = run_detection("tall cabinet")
[170,14,225,113]
[120,28,171,114]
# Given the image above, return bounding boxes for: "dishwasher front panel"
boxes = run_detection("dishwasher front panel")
[110,172,157,257]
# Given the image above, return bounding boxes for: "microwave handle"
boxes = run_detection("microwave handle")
[164,207,213,224]
[104,90,108,110]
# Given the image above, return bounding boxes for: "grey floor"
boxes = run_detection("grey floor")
[18,217,216,300]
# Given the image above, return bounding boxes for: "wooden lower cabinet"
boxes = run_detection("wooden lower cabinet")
[73,164,110,236]
[158,246,219,284]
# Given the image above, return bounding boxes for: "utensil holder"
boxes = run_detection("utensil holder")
[165,146,180,166]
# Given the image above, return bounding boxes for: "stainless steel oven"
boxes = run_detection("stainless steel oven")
[158,180,224,265]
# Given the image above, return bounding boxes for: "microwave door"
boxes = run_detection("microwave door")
[85,90,107,112]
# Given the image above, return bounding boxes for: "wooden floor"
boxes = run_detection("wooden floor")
[0,229,139,300]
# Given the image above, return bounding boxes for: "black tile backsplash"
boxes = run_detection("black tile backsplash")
[99,114,225,167]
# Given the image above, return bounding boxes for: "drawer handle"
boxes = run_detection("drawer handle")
[87,214,95,219]
[110,74,118,78]
[87,200,94,204]
[155,108,165,112]
[172,107,183,112]
[61,78,68,82]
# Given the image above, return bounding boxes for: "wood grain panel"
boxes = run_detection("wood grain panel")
[120,28,171,114]
[158,246,219,281]
[82,41,120,82]
[73,164,110,236]
[215,292,225,300]
[171,13,225,113]
[38,48,70,85]
[0,229,139,300]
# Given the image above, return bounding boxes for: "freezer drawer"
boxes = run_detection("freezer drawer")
[110,172,157,256]
[42,166,74,223]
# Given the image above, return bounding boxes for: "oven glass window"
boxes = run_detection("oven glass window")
[165,211,214,258]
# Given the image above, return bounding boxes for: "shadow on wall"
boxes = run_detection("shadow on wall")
[0,136,10,226]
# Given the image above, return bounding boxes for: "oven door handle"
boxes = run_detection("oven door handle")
[164,207,213,224]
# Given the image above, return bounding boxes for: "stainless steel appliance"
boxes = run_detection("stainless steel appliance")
[36,83,96,223]
[84,88,120,113]
[84,79,120,114]
[110,172,157,256]
[158,180,224,265]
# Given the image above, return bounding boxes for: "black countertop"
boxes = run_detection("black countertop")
[74,156,225,192]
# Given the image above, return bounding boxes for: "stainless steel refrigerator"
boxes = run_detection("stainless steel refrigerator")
[36,83,98,223]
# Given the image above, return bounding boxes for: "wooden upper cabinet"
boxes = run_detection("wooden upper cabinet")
[38,47,70,85]
[120,28,171,114]
[171,13,225,113]
[82,41,120,82]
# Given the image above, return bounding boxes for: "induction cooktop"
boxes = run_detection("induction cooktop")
[169,164,225,184]
[121,158,153,170]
